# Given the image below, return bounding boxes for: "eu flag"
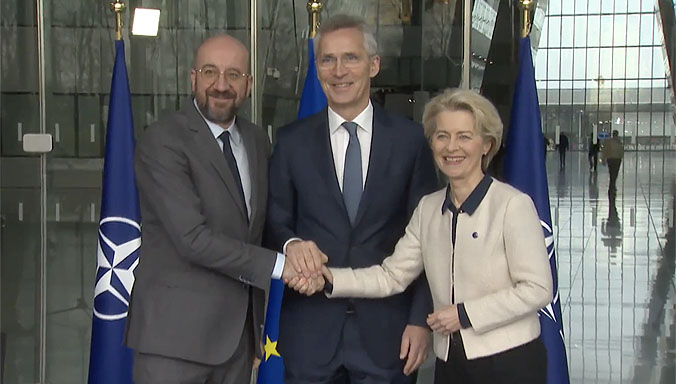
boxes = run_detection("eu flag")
[257,279,285,384]
[258,37,327,384]
[88,39,141,384]
[503,36,570,384]
[297,38,327,119]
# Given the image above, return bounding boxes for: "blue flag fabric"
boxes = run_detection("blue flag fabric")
[88,39,140,384]
[258,37,327,384]
[256,279,285,384]
[297,38,327,119]
[503,36,570,384]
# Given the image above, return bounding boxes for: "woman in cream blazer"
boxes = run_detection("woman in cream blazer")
[314,89,553,383]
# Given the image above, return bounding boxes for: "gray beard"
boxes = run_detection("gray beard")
[197,97,236,125]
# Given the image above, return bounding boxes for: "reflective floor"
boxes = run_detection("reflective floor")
[550,151,675,384]
[1,151,674,384]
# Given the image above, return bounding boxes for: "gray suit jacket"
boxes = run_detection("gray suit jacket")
[125,102,277,365]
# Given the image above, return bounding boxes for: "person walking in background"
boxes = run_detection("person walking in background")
[602,130,624,193]
[588,133,600,172]
[557,132,569,170]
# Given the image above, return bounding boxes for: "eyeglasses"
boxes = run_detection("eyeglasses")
[317,53,367,69]
[194,64,250,84]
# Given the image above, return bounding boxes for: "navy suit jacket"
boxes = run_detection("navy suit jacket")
[266,103,438,369]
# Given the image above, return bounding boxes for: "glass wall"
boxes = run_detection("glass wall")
[1,0,254,382]
[259,0,476,131]
[534,0,676,150]
[1,0,43,382]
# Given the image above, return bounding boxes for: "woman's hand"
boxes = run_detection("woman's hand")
[286,274,325,295]
[286,266,333,296]
[426,305,461,336]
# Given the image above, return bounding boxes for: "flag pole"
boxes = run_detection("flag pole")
[307,0,322,38]
[519,0,534,38]
[111,0,125,41]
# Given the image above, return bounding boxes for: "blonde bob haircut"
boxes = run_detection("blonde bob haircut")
[422,88,503,171]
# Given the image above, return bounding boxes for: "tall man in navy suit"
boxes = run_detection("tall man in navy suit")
[266,15,438,384]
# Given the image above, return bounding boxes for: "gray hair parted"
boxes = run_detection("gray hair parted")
[313,14,378,57]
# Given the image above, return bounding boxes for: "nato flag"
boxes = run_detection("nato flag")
[503,36,570,384]
[258,37,327,384]
[87,39,141,384]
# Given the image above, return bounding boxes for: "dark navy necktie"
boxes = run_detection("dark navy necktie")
[219,131,248,219]
[342,122,363,225]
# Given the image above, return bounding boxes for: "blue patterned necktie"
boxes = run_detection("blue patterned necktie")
[342,121,363,225]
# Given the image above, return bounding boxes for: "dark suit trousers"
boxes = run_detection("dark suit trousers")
[588,152,598,171]
[607,159,622,190]
[285,313,412,384]
[133,300,254,384]
[433,333,546,384]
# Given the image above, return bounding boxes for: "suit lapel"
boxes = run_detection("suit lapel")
[238,119,259,230]
[184,103,247,220]
[353,105,392,226]
[309,111,347,217]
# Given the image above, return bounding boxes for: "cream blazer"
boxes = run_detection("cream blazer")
[328,179,553,360]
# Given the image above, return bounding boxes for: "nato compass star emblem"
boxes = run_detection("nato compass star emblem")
[539,219,564,339]
[94,216,141,321]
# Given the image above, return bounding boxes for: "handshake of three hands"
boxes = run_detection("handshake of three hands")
[274,242,434,376]
[276,241,466,375]
[278,241,464,338]
[280,240,332,296]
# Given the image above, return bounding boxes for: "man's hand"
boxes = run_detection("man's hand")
[285,240,328,278]
[426,305,461,336]
[281,259,298,282]
[400,325,430,376]
[285,274,325,295]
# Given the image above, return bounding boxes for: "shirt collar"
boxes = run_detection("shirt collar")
[441,175,493,215]
[193,98,241,145]
[328,100,373,134]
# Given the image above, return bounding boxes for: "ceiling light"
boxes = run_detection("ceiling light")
[132,8,160,36]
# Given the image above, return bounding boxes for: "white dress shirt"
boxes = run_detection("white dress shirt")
[196,104,252,217]
[194,100,285,279]
[328,101,373,190]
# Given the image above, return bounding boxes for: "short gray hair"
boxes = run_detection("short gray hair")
[313,14,378,56]
[422,88,503,171]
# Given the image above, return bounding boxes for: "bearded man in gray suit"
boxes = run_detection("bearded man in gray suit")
[125,35,306,384]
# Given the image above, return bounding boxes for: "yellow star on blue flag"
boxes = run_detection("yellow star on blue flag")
[257,279,285,384]
[264,336,280,362]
